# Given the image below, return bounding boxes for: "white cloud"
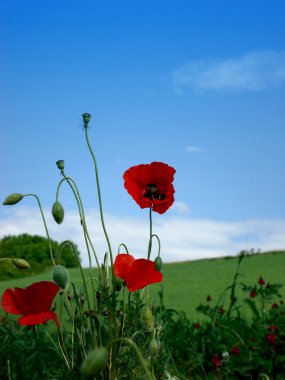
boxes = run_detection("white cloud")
[185,146,205,153]
[173,50,285,93]
[1,206,285,267]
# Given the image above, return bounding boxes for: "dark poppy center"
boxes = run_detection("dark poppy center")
[143,183,165,201]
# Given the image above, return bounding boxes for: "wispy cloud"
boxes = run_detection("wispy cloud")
[185,146,205,153]
[173,50,285,93]
[1,207,285,267]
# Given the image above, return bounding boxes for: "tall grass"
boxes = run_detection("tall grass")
[1,250,284,320]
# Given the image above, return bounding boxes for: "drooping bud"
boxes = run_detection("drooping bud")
[12,258,30,270]
[56,160,65,170]
[154,256,162,271]
[82,113,91,126]
[80,348,109,379]
[52,265,69,289]
[142,306,154,332]
[52,201,64,224]
[3,193,24,205]
[149,336,159,356]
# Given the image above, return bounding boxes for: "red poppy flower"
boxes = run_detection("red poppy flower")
[123,162,176,214]
[114,254,163,292]
[231,346,240,355]
[249,289,257,298]
[1,281,59,326]
[194,322,201,329]
[258,276,265,285]
[271,303,278,309]
[268,324,278,331]
[266,333,277,346]
[211,355,222,369]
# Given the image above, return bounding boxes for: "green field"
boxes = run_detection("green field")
[1,251,284,321]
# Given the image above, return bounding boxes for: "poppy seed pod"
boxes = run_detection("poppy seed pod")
[142,306,154,332]
[12,258,30,270]
[82,113,91,125]
[149,336,159,356]
[56,160,65,170]
[52,265,69,289]
[52,201,64,224]
[3,193,24,205]
[154,256,162,271]
[80,348,109,379]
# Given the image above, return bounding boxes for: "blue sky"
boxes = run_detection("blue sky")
[1,1,285,265]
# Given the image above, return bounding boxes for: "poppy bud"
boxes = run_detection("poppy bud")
[3,193,24,205]
[154,256,162,271]
[82,113,91,125]
[56,160,65,170]
[52,201,64,224]
[67,291,74,301]
[80,347,109,378]
[52,265,69,289]
[149,336,159,356]
[142,306,154,332]
[12,258,30,270]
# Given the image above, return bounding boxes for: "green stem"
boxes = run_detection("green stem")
[56,176,100,269]
[84,126,114,273]
[151,234,161,257]
[118,243,129,254]
[55,176,99,314]
[58,240,92,312]
[147,207,153,260]
[84,125,117,340]
[108,338,154,380]
[24,193,55,266]
[0,258,12,263]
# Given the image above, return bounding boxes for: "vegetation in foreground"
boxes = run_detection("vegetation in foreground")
[1,113,284,379]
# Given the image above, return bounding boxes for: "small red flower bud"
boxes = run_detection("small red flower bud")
[258,276,265,285]
[266,333,277,345]
[211,355,222,369]
[219,307,225,315]
[250,289,257,298]
[271,303,278,309]
[231,346,240,355]
[194,323,201,329]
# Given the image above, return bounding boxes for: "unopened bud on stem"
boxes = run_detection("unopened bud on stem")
[3,193,24,205]
[12,258,30,269]
[82,113,91,126]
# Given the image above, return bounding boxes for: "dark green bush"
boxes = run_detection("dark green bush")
[0,234,80,280]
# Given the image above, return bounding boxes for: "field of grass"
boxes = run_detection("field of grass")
[1,250,284,321]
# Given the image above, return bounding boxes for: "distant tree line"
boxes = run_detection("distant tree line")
[0,234,80,281]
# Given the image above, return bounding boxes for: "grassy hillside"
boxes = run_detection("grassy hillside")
[1,251,284,320]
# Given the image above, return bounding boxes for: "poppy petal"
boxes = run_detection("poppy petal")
[1,288,21,315]
[18,311,59,326]
[1,281,59,317]
[126,259,163,292]
[123,162,175,214]
[114,254,135,282]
